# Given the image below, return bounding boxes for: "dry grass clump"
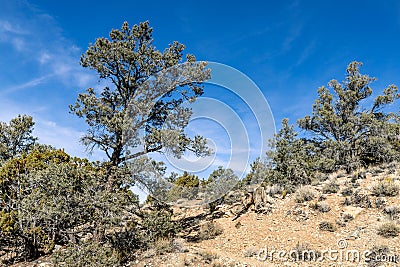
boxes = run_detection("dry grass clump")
[319,221,336,232]
[197,221,223,241]
[294,186,315,203]
[322,180,340,194]
[376,222,400,238]
[371,178,399,197]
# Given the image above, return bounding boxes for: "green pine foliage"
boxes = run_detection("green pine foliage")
[263,119,314,189]
[0,146,138,262]
[298,62,400,172]
[0,115,37,162]
[256,61,400,190]
[70,21,210,167]
[175,171,200,187]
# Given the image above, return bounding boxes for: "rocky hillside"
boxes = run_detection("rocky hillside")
[8,162,400,267]
[137,162,400,267]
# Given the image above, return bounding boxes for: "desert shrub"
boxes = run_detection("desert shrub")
[197,221,223,241]
[351,171,366,181]
[197,250,219,264]
[314,173,329,182]
[171,238,188,253]
[294,186,315,203]
[371,180,399,197]
[317,202,331,212]
[138,215,185,255]
[386,162,398,172]
[287,208,309,221]
[336,219,346,227]
[383,206,399,220]
[52,241,119,267]
[165,171,200,201]
[0,147,139,263]
[322,180,340,194]
[376,222,399,238]
[343,192,372,208]
[106,228,144,263]
[263,119,314,188]
[319,221,336,232]
[341,186,354,196]
[141,210,180,243]
[343,197,353,206]
[200,167,239,201]
[337,211,356,226]
[309,202,331,212]
[342,213,354,222]
[375,197,386,208]
[308,201,318,210]
[345,179,360,189]
[153,237,174,255]
[175,171,200,187]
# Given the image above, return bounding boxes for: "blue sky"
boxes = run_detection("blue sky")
[1,0,400,179]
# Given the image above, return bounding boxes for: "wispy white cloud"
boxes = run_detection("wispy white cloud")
[0,2,99,160]
[0,3,96,93]
[38,51,52,64]
[0,19,28,35]
[0,18,30,52]
[10,37,26,51]
[295,40,316,67]
[1,74,53,94]
[282,24,303,54]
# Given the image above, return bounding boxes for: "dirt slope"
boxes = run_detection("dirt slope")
[139,163,400,267]
[9,163,400,267]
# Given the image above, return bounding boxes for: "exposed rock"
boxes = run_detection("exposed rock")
[342,206,364,219]
[346,226,366,240]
